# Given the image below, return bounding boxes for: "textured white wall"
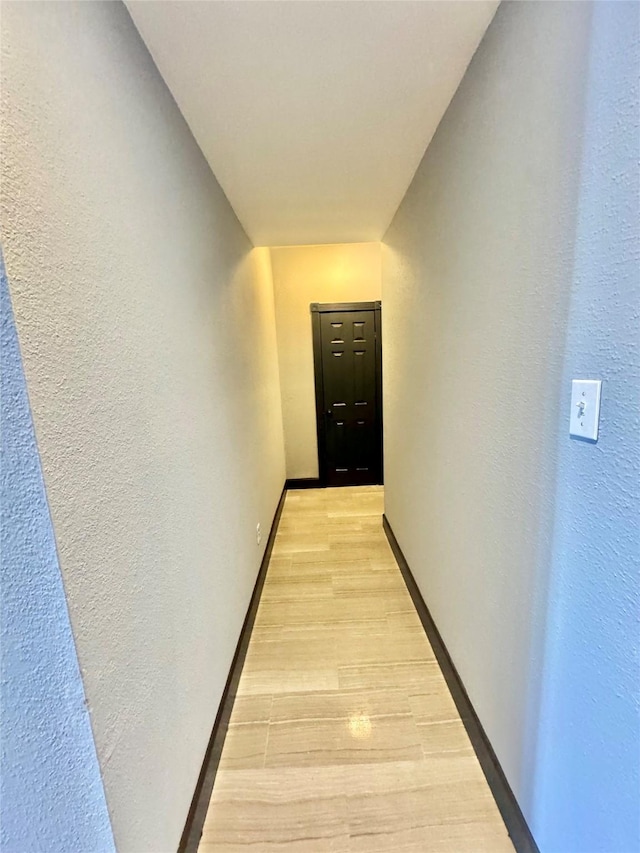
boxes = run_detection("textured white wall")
[531,5,640,849]
[271,243,381,479]
[382,0,592,820]
[1,3,285,851]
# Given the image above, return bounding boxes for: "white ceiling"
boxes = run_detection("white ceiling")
[126,1,498,247]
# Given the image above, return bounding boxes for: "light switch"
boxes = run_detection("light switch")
[569,379,602,441]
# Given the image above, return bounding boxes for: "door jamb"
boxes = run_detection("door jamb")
[310,301,383,487]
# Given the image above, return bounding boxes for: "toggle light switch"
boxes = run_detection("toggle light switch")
[569,379,602,441]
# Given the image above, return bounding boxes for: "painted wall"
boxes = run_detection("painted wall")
[270,242,381,479]
[531,4,640,851]
[383,1,640,849]
[1,254,115,852]
[382,0,592,839]
[0,4,285,852]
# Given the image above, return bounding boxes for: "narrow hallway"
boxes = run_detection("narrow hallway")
[198,487,513,852]
[2,3,638,850]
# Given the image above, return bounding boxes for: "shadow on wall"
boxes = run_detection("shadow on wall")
[0,251,115,852]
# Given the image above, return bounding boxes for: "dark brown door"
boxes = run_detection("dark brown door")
[312,302,382,486]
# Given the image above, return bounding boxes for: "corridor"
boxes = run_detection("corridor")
[197,487,513,852]
[2,2,638,850]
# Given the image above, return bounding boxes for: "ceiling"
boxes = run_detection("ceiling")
[126,1,498,247]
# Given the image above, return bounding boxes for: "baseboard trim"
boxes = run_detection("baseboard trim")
[177,485,288,853]
[382,515,540,853]
[285,477,323,489]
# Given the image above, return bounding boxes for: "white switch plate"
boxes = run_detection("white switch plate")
[569,379,602,441]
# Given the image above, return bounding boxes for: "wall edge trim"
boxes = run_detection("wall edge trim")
[382,514,540,853]
[177,483,288,853]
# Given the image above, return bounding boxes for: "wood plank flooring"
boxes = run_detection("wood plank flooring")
[198,486,513,852]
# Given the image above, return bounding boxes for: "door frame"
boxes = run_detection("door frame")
[310,301,383,487]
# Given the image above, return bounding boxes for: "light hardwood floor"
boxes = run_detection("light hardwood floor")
[198,486,513,852]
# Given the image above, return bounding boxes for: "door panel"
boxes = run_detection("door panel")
[315,306,381,486]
